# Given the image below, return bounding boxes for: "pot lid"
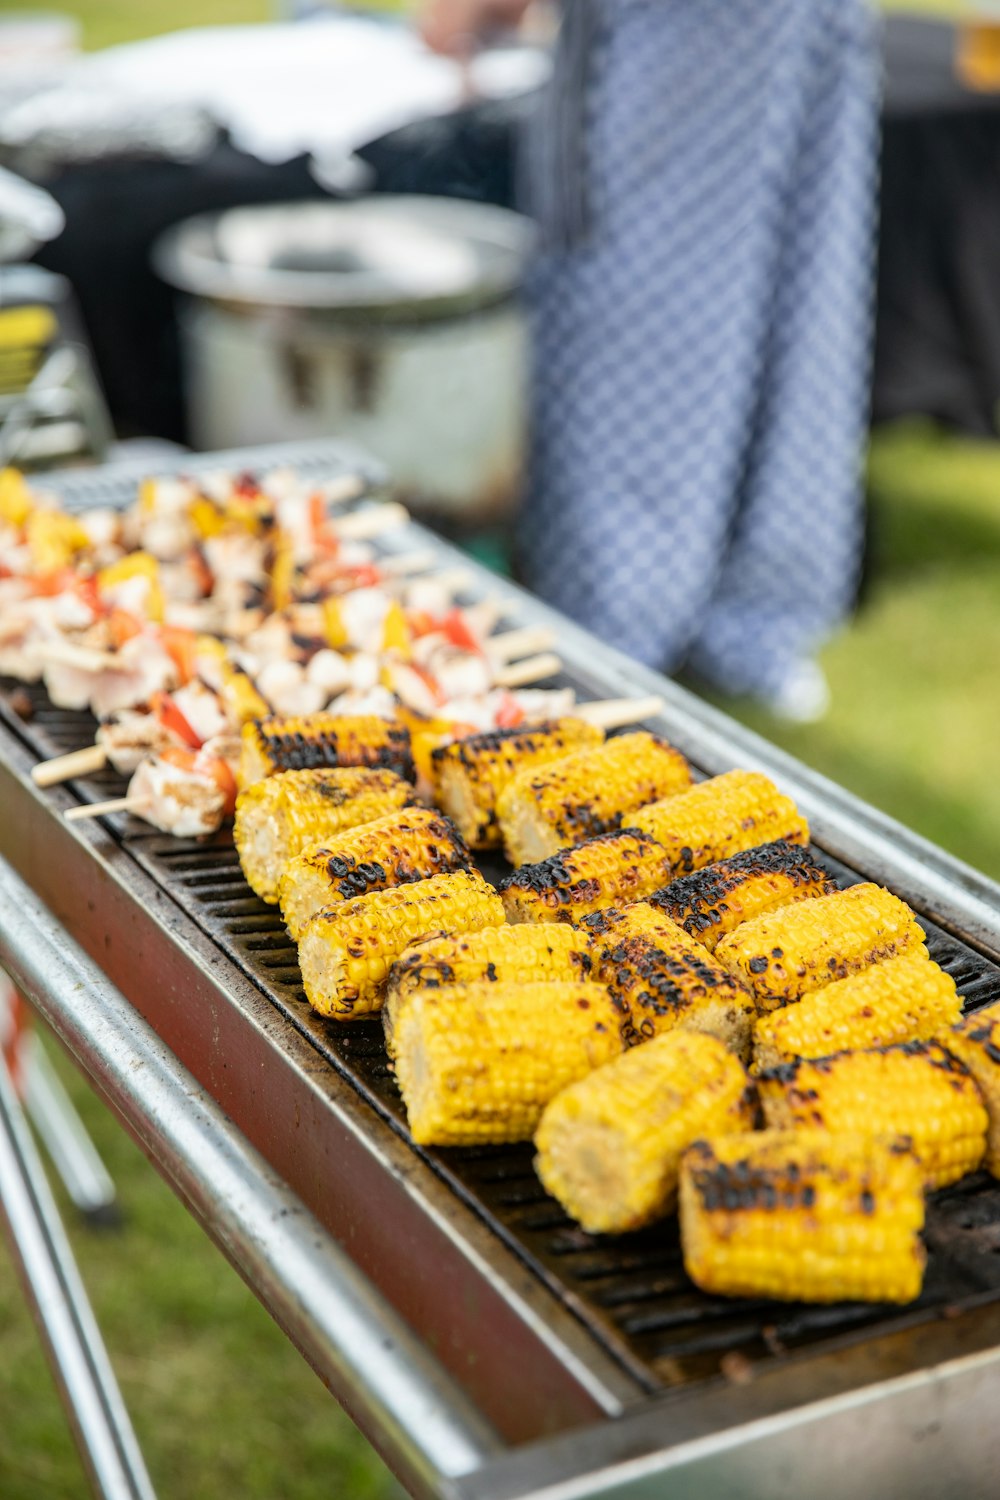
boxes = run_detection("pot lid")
[154,196,532,315]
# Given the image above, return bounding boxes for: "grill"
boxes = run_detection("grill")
[4,439,1000,1500]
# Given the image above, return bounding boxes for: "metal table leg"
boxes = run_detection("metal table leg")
[0,1043,156,1500]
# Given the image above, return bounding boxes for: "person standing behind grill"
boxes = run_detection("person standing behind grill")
[420,0,879,720]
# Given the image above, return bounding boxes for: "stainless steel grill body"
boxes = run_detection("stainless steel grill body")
[4,439,1000,1498]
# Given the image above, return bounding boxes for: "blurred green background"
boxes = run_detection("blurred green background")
[2,1,1000,1497]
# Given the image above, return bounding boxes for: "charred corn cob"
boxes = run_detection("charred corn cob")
[499,829,672,925]
[716,883,926,1012]
[278,808,474,941]
[496,732,691,865]
[680,1131,926,1305]
[534,1032,755,1234]
[585,903,755,1060]
[432,719,605,849]
[758,1041,987,1189]
[297,870,504,1019]
[753,950,962,1072]
[939,1010,1000,1176]
[631,770,809,880]
[394,980,624,1145]
[234,767,416,902]
[649,840,835,952]
[239,713,415,789]
[383,922,590,1056]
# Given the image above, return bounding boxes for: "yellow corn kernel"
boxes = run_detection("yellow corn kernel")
[496,732,691,865]
[631,770,809,880]
[278,807,473,941]
[940,1010,1000,1177]
[680,1130,926,1305]
[758,1041,987,1189]
[432,718,605,850]
[234,766,417,902]
[716,883,926,1012]
[753,950,962,1072]
[239,713,415,789]
[534,1031,755,1233]
[500,829,672,925]
[650,839,835,952]
[383,922,591,1057]
[219,662,270,726]
[585,902,755,1060]
[297,870,505,1019]
[394,980,624,1145]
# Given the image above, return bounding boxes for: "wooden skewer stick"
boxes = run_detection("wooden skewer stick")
[415,567,473,597]
[493,652,562,689]
[319,474,366,506]
[574,695,665,730]
[485,626,557,665]
[376,548,439,578]
[65,796,150,823]
[32,743,107,788]
[333,502,409,541]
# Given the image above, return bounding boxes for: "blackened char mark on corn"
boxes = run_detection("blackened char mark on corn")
[431,720,565,766]
[649,840,835,938]
[255,722,415,781]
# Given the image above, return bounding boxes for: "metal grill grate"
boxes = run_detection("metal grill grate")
[10,683,1000,1396]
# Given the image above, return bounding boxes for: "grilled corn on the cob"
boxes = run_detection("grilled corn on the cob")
[297,869,504,1019]
[534,1032,755,1234]
[752,950,962,1072]
[940,1010,1000,1176]
[631,770,809,880]
[679,1130,926,1305]
[758,1041,987,1189]
[496,732,691,865]
[278,808,474,940]
[239,713,415,789]
[499,829,672,925]
[234,767,417,902]
[649,840,835,952]
[432,719,605,848]
[585,903,755,1059]
[716,883,926,1012]
[383,922,590,1056]
[394,980,624,1145]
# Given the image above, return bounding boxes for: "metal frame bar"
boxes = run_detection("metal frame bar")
[0,1008,156,1500]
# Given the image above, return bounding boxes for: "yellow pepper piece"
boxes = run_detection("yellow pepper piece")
[323,597,348,650]
[0,467,32,529]
[26,509,90,573]
[97,551,164,623]
[270,535,295,612]
[381,599,410,656]
[189,495,225,539]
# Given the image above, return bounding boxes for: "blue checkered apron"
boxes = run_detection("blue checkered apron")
[519,0,879,699]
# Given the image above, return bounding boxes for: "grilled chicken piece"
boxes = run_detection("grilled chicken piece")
[648,840,835,952]
[680,1131,926,1305]
[535,1031,754,1234]
[128,755,227,838]
[716,882,926,1012]
[296,870,504,1020]
[499,829,672,925]
[496,732,691,865]
[758,1041,987,1189]
[394,980,624,1145]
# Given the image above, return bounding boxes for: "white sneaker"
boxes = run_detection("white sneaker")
[764,660,831,724]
